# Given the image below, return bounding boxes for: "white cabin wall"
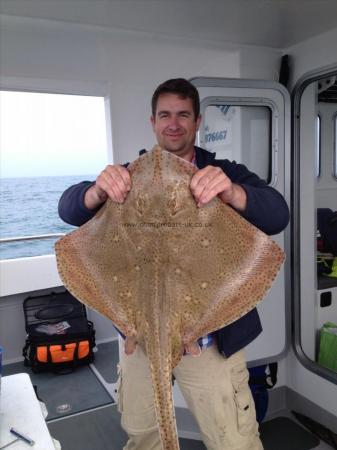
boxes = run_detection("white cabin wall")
[239,47,282,81]
[286,27,337,89]
[0,14,243,167]
[284,28,337,421]
[0,15,284,165]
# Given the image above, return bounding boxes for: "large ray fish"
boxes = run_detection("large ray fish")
[55,146,285,450]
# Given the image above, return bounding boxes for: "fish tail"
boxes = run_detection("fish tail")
[146,341,180,450]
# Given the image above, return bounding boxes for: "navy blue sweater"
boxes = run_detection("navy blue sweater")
[58,146,289,357]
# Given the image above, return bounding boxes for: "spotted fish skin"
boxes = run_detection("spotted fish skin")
[55,146,285,450]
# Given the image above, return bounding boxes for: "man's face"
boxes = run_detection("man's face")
[151,93,201,161]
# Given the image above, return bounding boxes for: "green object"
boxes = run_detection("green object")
[326,257,337,278]
[318,322,337,372]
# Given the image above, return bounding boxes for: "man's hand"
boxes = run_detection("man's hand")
[190,166,247,212]
[124,335,138,355]
[84,165,131,210]
[184,341,201,357]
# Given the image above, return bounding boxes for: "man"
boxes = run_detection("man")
[59,78,289,450]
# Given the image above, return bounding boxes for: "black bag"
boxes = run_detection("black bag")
[22,290,96,373]
[248,362,278,423]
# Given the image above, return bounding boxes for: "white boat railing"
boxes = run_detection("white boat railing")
[0,233,65,243]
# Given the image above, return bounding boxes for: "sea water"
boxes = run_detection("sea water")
[0,175,95,260]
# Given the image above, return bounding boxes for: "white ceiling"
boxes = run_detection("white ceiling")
[1,0,337,49]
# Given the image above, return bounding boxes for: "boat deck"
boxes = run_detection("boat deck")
[3,340,335,450]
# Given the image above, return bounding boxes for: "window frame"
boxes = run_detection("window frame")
[0,78,113,260]
[198,96,279,187]
[199,100,273,184]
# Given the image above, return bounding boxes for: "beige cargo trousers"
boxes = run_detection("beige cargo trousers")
[117,342,263,450]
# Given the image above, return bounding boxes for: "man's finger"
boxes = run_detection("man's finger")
[97,174,125,203]
[116,165,132,191]
[199,178,232,205]
[190,166,214,191]
[105,166,131,194]
[124,336,138,355]
[97,165,132,202]
[184,342,201,357]
[191,168,228,205]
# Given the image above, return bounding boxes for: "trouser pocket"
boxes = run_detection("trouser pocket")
[117,358,158,434]
[230,360,256,436]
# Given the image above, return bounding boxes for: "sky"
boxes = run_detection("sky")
[0,91,108,178]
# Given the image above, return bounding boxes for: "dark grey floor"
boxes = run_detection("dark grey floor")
[260,417,320,450]
[48,406,321,450]
[48,404,208,450]
[93,340,119,384]
[3,360,113,420]
[48,405,127,450]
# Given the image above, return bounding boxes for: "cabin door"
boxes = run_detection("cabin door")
[292,65,337,384]
[191,77,291,365]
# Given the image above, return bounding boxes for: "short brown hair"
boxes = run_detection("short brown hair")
[151,78,200,120]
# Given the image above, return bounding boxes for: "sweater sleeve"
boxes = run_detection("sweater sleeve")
[217,160,290,236]
[58,163,130,227]
[58,181,103,226]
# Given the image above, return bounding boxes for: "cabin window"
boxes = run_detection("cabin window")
[0,90,108,260]
[202,105,272,183]
[316,115,321,178]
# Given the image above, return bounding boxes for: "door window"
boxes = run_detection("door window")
[203,104,272,182]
